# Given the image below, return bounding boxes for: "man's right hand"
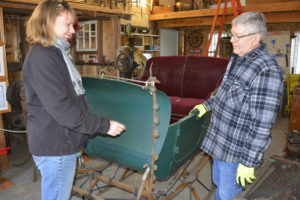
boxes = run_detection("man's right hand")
[189,104,208,119]
[107,120,126,136]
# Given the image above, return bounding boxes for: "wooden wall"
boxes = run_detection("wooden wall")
[4,15,27,83]
[103,17,120,62]
[3,5,300,77]
[74,17,120,77]
[246,0,298,4]
[121,6,151,27]
[177,25,231,56]
[176,22,300,57]
[268,23,300,36]
[5,17,20,63]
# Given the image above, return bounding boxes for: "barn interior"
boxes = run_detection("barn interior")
[0,0,300,199]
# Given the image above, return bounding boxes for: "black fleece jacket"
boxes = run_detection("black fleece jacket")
[22,44,110,156]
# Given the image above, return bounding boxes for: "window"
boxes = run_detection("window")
[208,31,227,57]
[290,32,300,74]
[76,20,97,52]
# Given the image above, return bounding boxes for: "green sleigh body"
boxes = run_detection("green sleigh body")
[83,77,209,180]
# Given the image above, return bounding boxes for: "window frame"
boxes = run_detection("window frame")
[208,31,228,57]
[290,33,300,74]
[76,20,97,52]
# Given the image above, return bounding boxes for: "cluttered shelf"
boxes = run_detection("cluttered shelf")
[120,33,160,37]
[120,34,160,52]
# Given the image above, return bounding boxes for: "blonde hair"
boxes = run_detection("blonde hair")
[26,0,75,47]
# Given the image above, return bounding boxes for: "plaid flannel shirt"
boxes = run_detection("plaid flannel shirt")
[202,43,283,168]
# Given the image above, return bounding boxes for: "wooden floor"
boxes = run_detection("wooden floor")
[0,114,294,200]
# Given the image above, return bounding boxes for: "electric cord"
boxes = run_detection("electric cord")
[0,127,27,133]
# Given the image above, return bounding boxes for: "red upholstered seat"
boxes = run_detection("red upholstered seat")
[140,56,186,97]
[169,96,206,123]
[182,56,229,99]
[140,56,229,123]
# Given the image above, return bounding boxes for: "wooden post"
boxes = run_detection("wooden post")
[0,7,11,170]
[0,114,8,170]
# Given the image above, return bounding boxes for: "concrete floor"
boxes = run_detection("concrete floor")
[0,114,290,200]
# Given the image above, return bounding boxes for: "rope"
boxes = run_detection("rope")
[82,74,149,85]
[0,128,27,133]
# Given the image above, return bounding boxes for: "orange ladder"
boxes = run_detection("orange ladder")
[205,0,243,57]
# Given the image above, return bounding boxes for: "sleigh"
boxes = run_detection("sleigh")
[79,56,229,199]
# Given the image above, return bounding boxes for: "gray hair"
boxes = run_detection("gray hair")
[232,12,267,43]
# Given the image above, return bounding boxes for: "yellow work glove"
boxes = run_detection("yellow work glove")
[189,104,208,119]
[236,163,256,189]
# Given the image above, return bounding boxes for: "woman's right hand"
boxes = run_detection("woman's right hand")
[107,120,126,136]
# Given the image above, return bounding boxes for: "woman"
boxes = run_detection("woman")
[22,1,126,199]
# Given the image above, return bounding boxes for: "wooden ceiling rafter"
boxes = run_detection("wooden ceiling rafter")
[0,2,35,10]
[1,0,133,18]
[155,12,300,28]
[149,1,300,27]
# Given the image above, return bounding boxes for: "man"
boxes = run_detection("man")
[190,12,283,199]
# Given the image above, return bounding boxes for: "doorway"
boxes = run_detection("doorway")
[160,29,178,56]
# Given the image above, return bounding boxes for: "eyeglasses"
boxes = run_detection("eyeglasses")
[230,32,257,40]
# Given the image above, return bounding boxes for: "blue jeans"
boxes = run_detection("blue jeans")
[33,153,77,200]
[212,159,242,200]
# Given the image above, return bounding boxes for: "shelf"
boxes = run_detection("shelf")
[120,46,144,48]
[120,47,159,52]
[143,50,160,52]
[120,32,160,54]
[120,33,160,37]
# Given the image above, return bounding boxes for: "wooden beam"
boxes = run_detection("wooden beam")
[0,6,8,165]
[0,2,35,10]
[243,2,300,13]
[157,16,233,27]
[3,0,133,16]
[76,10,112,19]
[264,12,300,23]
[247,0,296,5]
[72,186,104,200]
[97,20,103,65]
[70,2,133,16]
[149,1,300,21]
[156,11,300,28]
[0,115,8,170]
